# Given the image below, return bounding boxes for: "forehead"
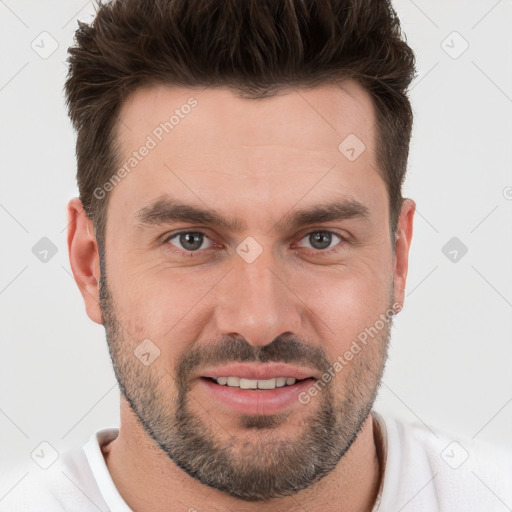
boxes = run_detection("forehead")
[108,81,386,232]
[116,81,376,154]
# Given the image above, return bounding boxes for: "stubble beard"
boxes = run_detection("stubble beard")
[99,267,392,501]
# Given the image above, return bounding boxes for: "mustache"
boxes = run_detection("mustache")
[175,334,330,383]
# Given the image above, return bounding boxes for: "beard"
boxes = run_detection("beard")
[99,260,393,502]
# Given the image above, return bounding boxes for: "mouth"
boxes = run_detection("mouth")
[201,376,315,390]
[198,376,317,415]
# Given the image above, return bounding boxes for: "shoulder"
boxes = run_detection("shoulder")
[374,410,512,512]
[0,438,112,512]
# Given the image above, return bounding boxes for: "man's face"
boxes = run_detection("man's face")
[94,82,407,501]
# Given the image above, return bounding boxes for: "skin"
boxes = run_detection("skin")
[67,81,415,512]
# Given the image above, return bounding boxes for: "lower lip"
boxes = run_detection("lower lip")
[198,377,315,415]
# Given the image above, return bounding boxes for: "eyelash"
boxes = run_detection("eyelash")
[162,229,348,257]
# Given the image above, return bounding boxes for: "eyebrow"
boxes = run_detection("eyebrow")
[134,194,370,233]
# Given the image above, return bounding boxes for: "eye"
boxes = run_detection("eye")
[165,231,213,252]
[162,229,346,258]
[295,230,345,253]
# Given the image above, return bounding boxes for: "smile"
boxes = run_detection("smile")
[211,376,304,389]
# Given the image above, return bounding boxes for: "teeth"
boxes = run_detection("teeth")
[227,377,240,387]
[214,377,298,389]
[276,377,287,387]
[240,379,258,389]
[257,378,276,390]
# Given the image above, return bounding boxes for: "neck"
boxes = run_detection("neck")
[103,399,382,512]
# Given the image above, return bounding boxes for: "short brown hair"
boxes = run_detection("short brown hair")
[65,0,416,253]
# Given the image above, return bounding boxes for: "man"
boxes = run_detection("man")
[3,0,511,511]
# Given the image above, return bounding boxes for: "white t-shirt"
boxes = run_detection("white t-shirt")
[1,410,511,512]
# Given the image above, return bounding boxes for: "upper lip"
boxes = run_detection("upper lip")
[198,363,319,381]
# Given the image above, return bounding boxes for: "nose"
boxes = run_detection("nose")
[213,246,303,347]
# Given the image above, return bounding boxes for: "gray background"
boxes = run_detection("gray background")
[1,0,511,496]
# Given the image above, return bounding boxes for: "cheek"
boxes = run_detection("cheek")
[108,263,221,346]
[294,263,392,352]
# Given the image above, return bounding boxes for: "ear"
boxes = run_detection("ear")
[392,198,415,312]
[67,197,103,325]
